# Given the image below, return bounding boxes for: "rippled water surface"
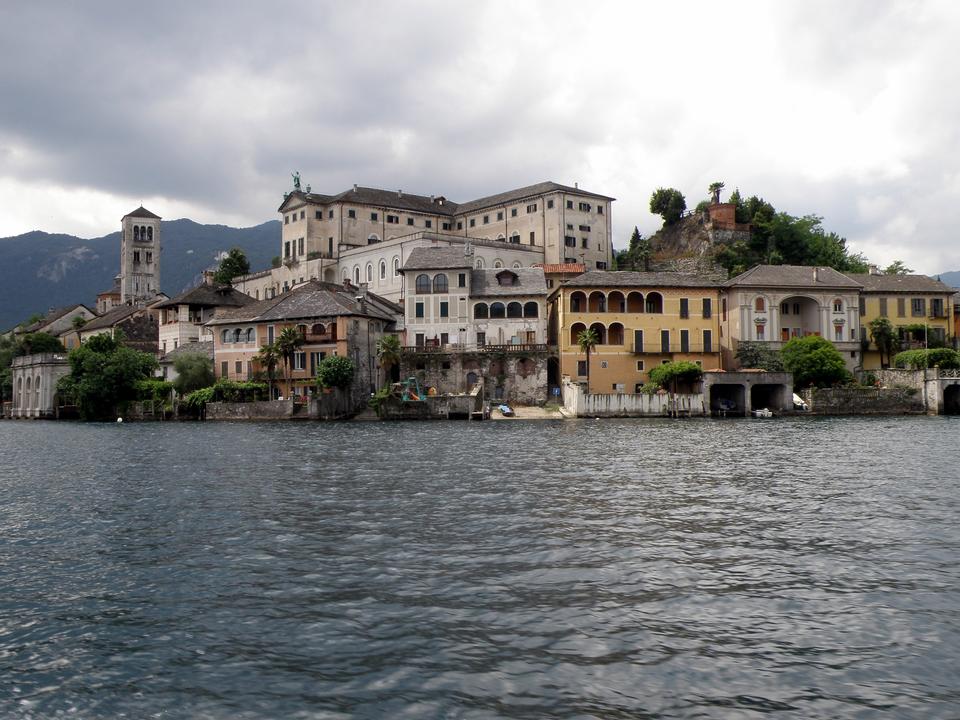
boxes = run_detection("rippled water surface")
[2,417,960,718]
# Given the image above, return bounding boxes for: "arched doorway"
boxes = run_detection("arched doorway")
[944,384,960,414]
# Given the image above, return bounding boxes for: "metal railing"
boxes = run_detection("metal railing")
[402,343,548,354]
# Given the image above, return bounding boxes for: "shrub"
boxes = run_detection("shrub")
[316,356,355,389]
[893,348,960,370]
[781,335,851,388]
[647,361,703,390]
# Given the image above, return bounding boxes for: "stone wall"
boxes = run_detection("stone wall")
[205,399,302,420]
[563,379,705,417]
[805,387,925,415]
[867,369,925,391]
[400,349,548,404]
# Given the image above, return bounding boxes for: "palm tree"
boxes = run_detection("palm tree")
[376,334,402,384]
[255,342,281,399]
[577,327,599,393]
[708,181,725,204]
[275,326,305,396]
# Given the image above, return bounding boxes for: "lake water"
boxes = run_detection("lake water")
[2,417,960,719]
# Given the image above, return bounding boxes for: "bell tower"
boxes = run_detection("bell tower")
[120,206,161,304]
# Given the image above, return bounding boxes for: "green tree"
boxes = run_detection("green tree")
[868,317,899,368]
[883,260,913,275]
[735,341,785,371]
[255,342,281,398]
[376,334,402,382]
[577,327,599,392]
[18,332,65,355]
[213,247,251,284]
[275,326,305,392]
[648,361,703,391]
[615,227,653,271]
[172,353,215,395]
[649,187,687,226]
[57,333,158,419]
[781,335,851,388]
[893,348,960,370]
[317,355,355,389]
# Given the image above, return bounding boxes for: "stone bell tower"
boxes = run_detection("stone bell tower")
[120,206,161,304]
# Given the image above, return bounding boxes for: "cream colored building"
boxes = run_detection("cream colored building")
[720,265,863,371]
[233,181,613,304]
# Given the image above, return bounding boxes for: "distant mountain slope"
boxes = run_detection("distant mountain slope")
[937,270,960,289]
[0,219,280,330]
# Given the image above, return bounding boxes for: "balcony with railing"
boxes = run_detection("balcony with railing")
[402,343,549,354]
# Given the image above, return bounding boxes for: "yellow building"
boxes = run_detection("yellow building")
[848,272,954,369]
[550,271,722,393]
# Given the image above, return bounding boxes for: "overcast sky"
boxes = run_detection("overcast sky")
[1,1,958,273]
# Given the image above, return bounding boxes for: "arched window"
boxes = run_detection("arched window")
[510,233,520,244]
[312,323,325,335]
[245,328,255,342]
[755,297,766,312]
[570,291,587,312]
[608,322,624,345]
[523,301,539,318]
[589,322,607,345]
[496,233,505,241]
[415,274,431,294]
[570,322,587,346]
[627,292,644,313]
[343,270,350,283]
[475,257,485,269]
[433,274,448,293]
[366,264,373,283]
[379,260,386,280]
[490,302,506,318]
[222,329,231,343]
[133,226,139,242]
[512,262,521,269]
[393,257,400,277]
[493,260,503,269]
[296,324,307,337]
[233,328,242,343]
[353,266,360,285]
[147,226,153,241]
[833,298,843,313]
[473,303,489,319]
[645,292,663,313]
[507,302,523,318]
[608,291,625,313]
[367,234,380,245]
[588,291,605,313]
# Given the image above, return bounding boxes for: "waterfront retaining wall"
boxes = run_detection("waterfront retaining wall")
[563,380,705,417]
[805,387,925,415]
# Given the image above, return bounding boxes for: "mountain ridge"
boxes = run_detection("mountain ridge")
[0,219,280,330]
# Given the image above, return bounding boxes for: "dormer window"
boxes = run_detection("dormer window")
[496,270,518,286]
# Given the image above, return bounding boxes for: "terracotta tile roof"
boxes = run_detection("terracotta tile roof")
[845,273,954,293]
[534,263,585,274]
[725,265,862,289]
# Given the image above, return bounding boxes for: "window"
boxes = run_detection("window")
[661,330,670,353]
[433,274,448,293]
[859,297,865,316]
[476,332,486,346]
[598,204,604,215]
[756,324,765,340]
[415,274,431,293]
[440,301,449,318]
[440,333,449,345]
[474,303,488,319]
[458,273,466,288]
[897,297,906,317]
[530,231,535,245]
[425,220,432,228]
[294,352,306,370]
[348,209,356,219]
[407,217,414,226]
[366,264,373,282]
[497,211,504,220]
[133,250,140,263]
[793,303,801,315]
[634,329,643,352]
[781,302,789,315]
[703,330,712,353]
[636,360,645,371]
[299,210,304,220]
[442,222,450,231]
[221,361,228,376]
[577,360,587,376]
[393,257,400,277]
[547,200,554,209]
[702,298,712,318]
[680,329,690,353]
[879,297,888,317]
[298,237,304,255]
[833,298,843,313]
[566,200,573,209]
[565,236,576,247]
[511,208,517,217]
[315,210,322,220]
[490,302,506,318]
[526,203,537,213]
[284,241,290,258]
[379,261,386,280]
[470,218,476,227]
[457,221,463,230]
[370,212,378,221]
[415,302,424,318]
[755,297,765,312]
[523,302,539,318]
[284,216,289,225]
[911,298,926,317]
[581,238,588,248]
[483,215,489,224]
[329,209,334,219]
[722,298,727,321]
[579,202,591,211]
[235,361,243,375]
[932,298,945,317]
[679,298,689,319]
[596,262,607,270]
[834,325,843,341]
[268,326,275,344]
[386,214,398,224]
[579,225,591,232]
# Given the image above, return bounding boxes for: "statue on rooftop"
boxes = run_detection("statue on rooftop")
[292,171,302,192]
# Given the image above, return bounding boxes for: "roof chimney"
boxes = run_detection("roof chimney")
[430,194,435,203]
[813,267,820,282]
[353,184,358,192]
[868,264,881,275]
[575,182,579,188]
[398,189,403,199]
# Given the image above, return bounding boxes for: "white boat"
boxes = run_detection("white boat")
[752,408,773,418]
